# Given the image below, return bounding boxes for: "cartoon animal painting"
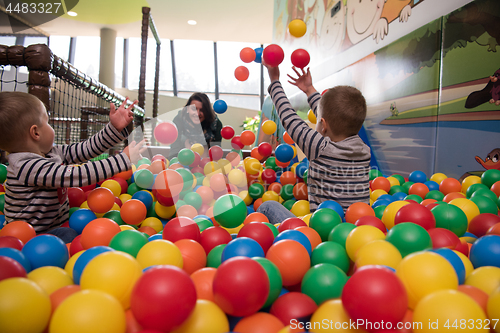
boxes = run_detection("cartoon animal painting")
[390,102,399,116]
[476,148,500,170]
[465,68,500,108]
[319,0,346,54]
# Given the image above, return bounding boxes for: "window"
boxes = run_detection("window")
[48,35,70,61]
[173,39,215,93]
[115,37,123,88]
[24,36,48,47]
[73,36,100,80]
[0,36,16,46]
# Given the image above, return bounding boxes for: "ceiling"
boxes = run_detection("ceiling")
[35,0,275,43]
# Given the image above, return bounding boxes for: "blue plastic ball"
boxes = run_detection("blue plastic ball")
[221,237,264,262]
[424,180,440,191]
[372,198,393,208]
[317,200,345,221]
[295,163,308,179]
[274,229,312,256]
[392,192,407,201]
[22,234,69,270]
[469,235,500,268]
[73,246,114,284]
[213,100,228,114]
[132,190,154,210]
[148,234,163,242]
[378,194,395,203]
[69,209,97,234]
[408,170,427,183]
[275,144,294,163]
[431,248,466,284]
[254,47,263,63]
[0,247,31,272]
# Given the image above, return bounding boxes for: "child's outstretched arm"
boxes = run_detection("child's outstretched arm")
[288,67,317,97]
[123,140,147,165]
[110,98,138,132]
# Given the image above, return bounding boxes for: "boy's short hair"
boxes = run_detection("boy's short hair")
[0,92,44,152]
[320,86,367,137]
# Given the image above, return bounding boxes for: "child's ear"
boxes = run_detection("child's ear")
[320,118,329,134]
[29,124,40,141]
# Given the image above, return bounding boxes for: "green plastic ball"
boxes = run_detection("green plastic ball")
[470,195,498,215]
[481,169,500,188]
[183,192,202,210]
[309,208,342,242]
[327,223,356,248]
[134,169,154,189]
[373,205,387,220]
[176,168,194,191]
[253,257,283,308]
[311,241,350,273]
[193,172,205,186]
[401,181,414,194]
[213,194,247,228]
[404,194,423,203]
[280,184,295,201]
[301,263,348,305]
[265,157,278,171]
[390,174,405,185]
[303,170,308,184]
[69,207,80,218]
[207,244,226,268]
[389,185,405,195]
[282,199,297,211]
[136,157,151,167]
[425,190,445,201]
[127,183,141,196]
[431,203,468,237]
[263,222,279,238]
[103,210,125,225]
[369,169,383,181]
[0,163,6,183]
[194,217,213,232]
[177,148,195,166]
[248,183,265,199]
[471,188,498,204]
[386,222,432,257]
[466,183,489,198]
[146,202,160,219]
[108,229,148,257]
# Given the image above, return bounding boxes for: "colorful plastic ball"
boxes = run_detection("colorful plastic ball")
[385,222,432,258]
[198,226,230,255]
[288,19,307,38]
[0,256,27,281]
[238,222,275,253]
[469,213,500,237]
[131,265,196,331]
[240,47,256,63]
[68,209,97,234]
[163,216,200,243]
[173,299,229,333]
[465,266,500,295]
[394,203,436,230]
[311,241,349,273]
[68,187,86,207]
[408,170,427,183]
[0,277,51,333]
[396,251,458,309]
[327,222,356,248]
[430,203,468,237]
[457,284,489,314]
[221,237,265,262]
[469,235,500,268]
[72,245,114,283]
[491,180,500,197]
[263,44,285,67]
[108,229,148,257]
[220,126,236,141]
[439,177,462,195]
[381,200,410,229]
[275,144,294,163]
[154,169,184,198]
[190,267,217,302]
[308,208,342,242]
[266,240,310,286]
[345,202,375,224]
[253,257,283,308]
[466,183,489,198]
[371,176,391,192]
[133,169,154,190]
[206,244,225,268]
[239,130,256,146]
[213,256,269,317]
[290,200,310,217]
[211,99,228,115]
[470,194,498,215]
[278,217,307,233]
[290,48,310,68]
[234,312,284,333]
[0,220,36,244]
[235,66,249,81]
[481,169,500,188]
[487,289,500,333]
[261,120,277,135]
[357,240,402,269]
[80,218,121,249]
[136,239,183,269]
[301,263,347,305]
[175,239,207,275]
[176,148,195,166]
[408,182,429,198]
[270,291,317,326]
[274,229,312,256]
[0,235,24,251]
[431,248,466,284]
[316,201,344,220]
[280,171,297,186]
[428,227,460,249]
[345,225,385,261]
[154,121,178,144]
[0,247,32,273]
[425,190,445,201]
[0,163,6,183]
[120,199,147,226]
[22,234,69,270]
[213,194,247,229]
[449,197,480,223]
[230,135,244,150]
[27,266,72,296]
[412,289,486,333]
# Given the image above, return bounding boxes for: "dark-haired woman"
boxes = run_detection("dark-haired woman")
[169,92,223,158]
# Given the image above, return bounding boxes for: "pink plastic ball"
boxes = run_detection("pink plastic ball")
[154,121,178,145]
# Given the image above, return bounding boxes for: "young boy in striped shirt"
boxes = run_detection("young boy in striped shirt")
[0,92,144,242]
[258,65,371,224]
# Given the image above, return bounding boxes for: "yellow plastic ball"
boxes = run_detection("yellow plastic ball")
[202,176,211,188]
[228,169,246,187]
[80,251,142,309]
[430,172,447,184]
[307,109,317,124]
[65,250,84,279]
[345,225,386,261]
[370,189,388,201]
[396,251,458,309]
[0,278,51,333]
[413,289,486,333]
[291,145,297,158]
[101,179,122,197]
[386,176,400,187]
[238,190,253,206]
[140,217,163,233]
[310,299,360,333]
[49,289,126,333]
[191,143,205,156]
[155,202,176,219]
[119,193,132,205]
[288,19,307,38]
[28,266,73,295]
[204,162,222,177]
[465,266,500,295]
[80,201,90,209]
[290,162,300,174]
[487,287,500,333]
[172,299,229,333]
[291,200,310,217]
[136,239,183,270]
[262,120,277,135]
[120,225,136,231]
[223,224,245,234]
[461,175,482,194]
[244,157,262,175]
[381,200,410,229]
[449,198,480,223]
[262,190,280,202]
[355,240,402,269]
[301,213,312,226]
[217,158,232,175]
[452,250,474,279]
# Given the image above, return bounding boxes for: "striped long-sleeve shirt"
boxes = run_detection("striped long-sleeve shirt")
[4,123,132,232]
[269,81,371,212]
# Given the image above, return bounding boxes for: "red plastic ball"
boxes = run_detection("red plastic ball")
[231,135,244,150]
[237,222,275,253]
[258,142,273,158]
[0,235,24,250]
[221,126,235,140]
[261,169,277,185]
[163,217,201,243]
[87,187,115,214]
[80,218,121,249]
[199,226,232,254]
[69,234,84,256]
[213,257,269,317]
[342,266,408,330]
[428,227,460,249]
[155,192,178,206]
[355,216,387,234]
[209,145,224,161]
[290,48,310,69]
[0,256,27,281]
[263,44,285,67]
[270,292,317,326]
[278,217,307,233]
[394,203,436,230]
[68,187,86,208]
[154,121,178,145]
[120,199,147,225]
[468,213,500,238]
[131,266,197,332]
[235,66,250,81]
[240,47,256,63]
[112,177,129,194]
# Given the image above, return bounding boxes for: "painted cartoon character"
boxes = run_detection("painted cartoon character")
[345,0,387,45]
[304,0,325,45]
[465,69,500,108]
[390,102,399,116]
[381,0,414,25]
[476,148,500,170]
[319,0,346,55]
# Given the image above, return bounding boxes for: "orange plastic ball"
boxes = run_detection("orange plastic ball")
[251,147,264,161]
[0,220,36,244]
[293,183,308,201]
[137,226,157,237]
[490,181,500,197]
[295,226,322,250]
[280,171,297,186]
[276,159,290,168]
[235,66,250,81]
[80,218,121,249]
[191,267,217,302]
[268,182,282,194]
[210,173,228,193]
[240,130,256,146]
[408,183,430,199]
[87,187,115,214]
[50,285,81,315]
[196,186,214,204]
[240,47,256,63]
[443,191,465,203]
[154,169,184,198]
[486,223,500,236]
[234,312,285,333]
[371,177,391,192]
[114,169,133,181]
[283,132,294,145]
[120,199,147,225]
[345,202,375,224]
[266,239,310,286]
[244,212,270,225]
[439,177,462,195]
[176,205,198,219]
[174,239,207,275]
[253,198,263,211]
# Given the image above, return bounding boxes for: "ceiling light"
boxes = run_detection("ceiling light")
[67,11,77,16]
[187,20,197,25]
